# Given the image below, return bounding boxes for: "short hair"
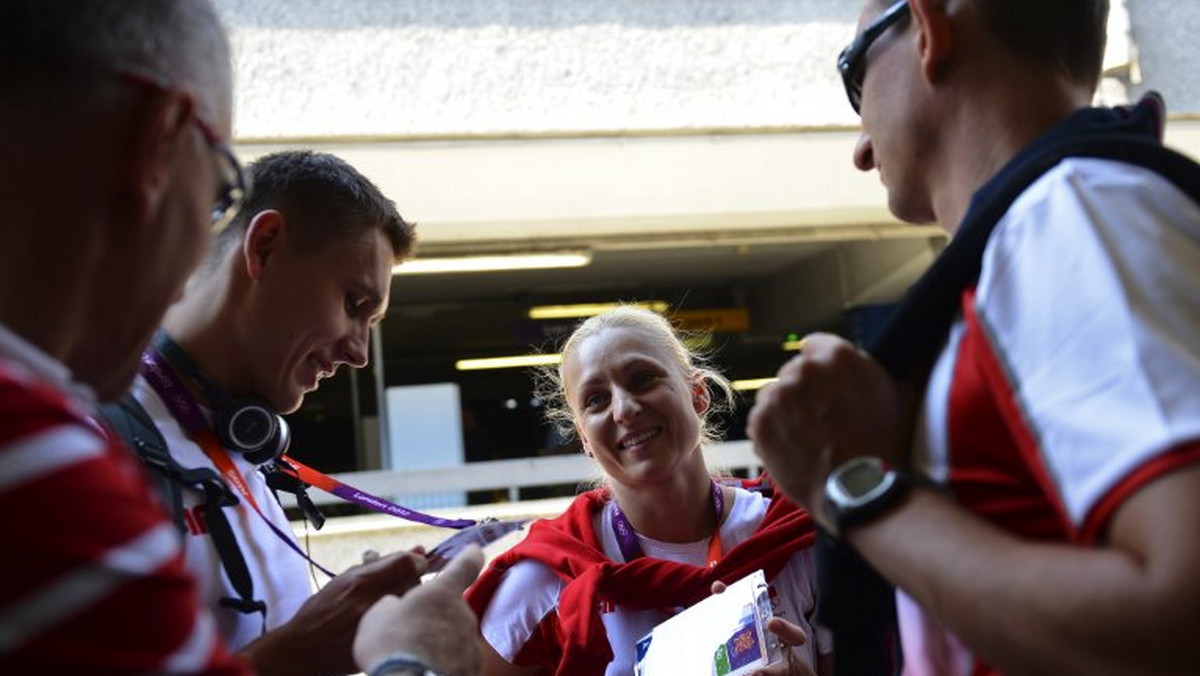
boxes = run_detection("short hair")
[974,0,1109,89]
[864,0,1109,89]
[537,305,737,447]
[0,0,228,109]
[212,150,416,263]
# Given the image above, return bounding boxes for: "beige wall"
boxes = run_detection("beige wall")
[215,0,1198,143]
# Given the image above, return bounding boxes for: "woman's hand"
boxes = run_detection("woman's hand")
[709,582,818,676]
[749,617,817,676]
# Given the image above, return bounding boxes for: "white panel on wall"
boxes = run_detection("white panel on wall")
[385,382,466,508]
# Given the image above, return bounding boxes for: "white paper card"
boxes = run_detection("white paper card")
[633,569,779,676]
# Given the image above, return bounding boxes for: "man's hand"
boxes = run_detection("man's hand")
[747,333,910,512]
[243,548,428,676]
[355,545,485,676]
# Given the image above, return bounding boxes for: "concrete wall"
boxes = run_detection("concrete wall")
[212,0,868,139]
[1127,0,1200,113]
[213,0,1200,142]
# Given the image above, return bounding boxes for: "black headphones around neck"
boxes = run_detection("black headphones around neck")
[152,332,291,465]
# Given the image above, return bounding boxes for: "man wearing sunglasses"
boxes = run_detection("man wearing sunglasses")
[751,1,1200,674]
[0,2,483,675]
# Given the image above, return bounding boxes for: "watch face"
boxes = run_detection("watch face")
[839,459,886,499]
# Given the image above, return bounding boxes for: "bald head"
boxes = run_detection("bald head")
[0,0,231,123]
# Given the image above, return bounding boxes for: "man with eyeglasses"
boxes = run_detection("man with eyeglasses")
[0,2,483,675]
[750,1,1200,674]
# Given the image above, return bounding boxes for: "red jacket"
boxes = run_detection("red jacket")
[466,487,816,676]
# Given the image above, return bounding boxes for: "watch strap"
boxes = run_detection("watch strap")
[836,468,910,534]
[368,652,442,676]
[823,457,912,539]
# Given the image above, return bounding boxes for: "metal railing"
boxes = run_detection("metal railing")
[286,440,764,507]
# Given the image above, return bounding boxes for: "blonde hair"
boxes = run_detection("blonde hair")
[536,305,737,446]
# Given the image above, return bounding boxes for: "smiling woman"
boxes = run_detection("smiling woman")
[543,305,733,492]
[464,306,831,676]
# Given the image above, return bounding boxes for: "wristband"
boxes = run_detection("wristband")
[368,652,443,676]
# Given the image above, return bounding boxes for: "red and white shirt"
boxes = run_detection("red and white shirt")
[902,157,1200,675]
[0,323,248,674]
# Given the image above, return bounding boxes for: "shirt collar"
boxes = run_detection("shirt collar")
[0,321,97,407]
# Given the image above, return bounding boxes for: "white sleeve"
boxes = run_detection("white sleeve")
[478,560,564,662]
[773,545,831,663]
[975,157,1200,531]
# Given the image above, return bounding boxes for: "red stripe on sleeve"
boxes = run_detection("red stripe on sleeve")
[1079,441,1200,544]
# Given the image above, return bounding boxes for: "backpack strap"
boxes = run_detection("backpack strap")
[97,395,268,624]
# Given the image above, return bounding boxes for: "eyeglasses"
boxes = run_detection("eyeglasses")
[837,0,911,115]
[115,63,250,232]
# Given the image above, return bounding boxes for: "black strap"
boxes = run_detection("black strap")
[98,397,189,534]
[97,395,267,625]
[263,461,326,530]
[820,93,1200,676]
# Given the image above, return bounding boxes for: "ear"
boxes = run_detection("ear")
[122,90,194,228]
[692,377,711,416]
[577,424,594,457]
[241,209,285,280]
[909,0,955,84]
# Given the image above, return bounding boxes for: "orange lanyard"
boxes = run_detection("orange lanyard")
[612,481,726,567]
[193,426,262,513]
[705,528,724,568]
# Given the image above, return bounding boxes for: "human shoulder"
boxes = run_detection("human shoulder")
[0,389,247,674]
[722,485,769,539]
[0,359,84,428]
[128,374,217,470]
[1007,156,1200,239]
[0,361,110,488]
[973,155,1200,535]
[492,558,564,593]
[473,491,611,605]
[983,155,1200,299]
[479,559,564,661]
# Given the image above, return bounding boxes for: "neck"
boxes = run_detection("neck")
[161,262,247,397]
[0,120,106,374]
[929,74,1095,233]
[609,453,722,543]
[0,251,90,366]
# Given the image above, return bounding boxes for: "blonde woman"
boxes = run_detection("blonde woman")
[466,306,829,676]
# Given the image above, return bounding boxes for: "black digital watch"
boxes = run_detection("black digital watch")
[822,456,911,538]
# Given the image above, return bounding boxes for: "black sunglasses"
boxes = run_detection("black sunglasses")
[836,0,911,114]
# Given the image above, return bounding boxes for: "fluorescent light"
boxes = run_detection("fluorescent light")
[527,300,669,320]
[394,251,592,275]
[731,377,777,391]
[456,354,564,371]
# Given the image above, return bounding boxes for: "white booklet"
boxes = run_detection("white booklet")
[633,569,780,676]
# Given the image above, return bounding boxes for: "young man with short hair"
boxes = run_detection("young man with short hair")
[114,150,474,676]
